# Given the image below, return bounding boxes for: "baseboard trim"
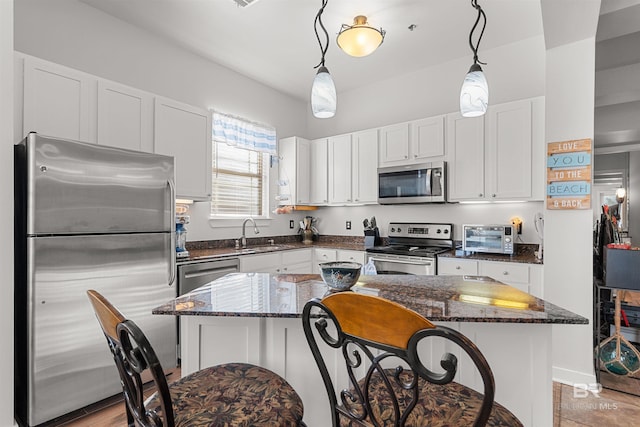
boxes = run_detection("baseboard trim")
[553,365,597,386]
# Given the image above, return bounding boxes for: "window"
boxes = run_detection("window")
[210,111,275,218]
[211,142,268,217]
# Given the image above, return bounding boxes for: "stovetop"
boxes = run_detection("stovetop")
[366,245,452,257]
[365,222,456,258]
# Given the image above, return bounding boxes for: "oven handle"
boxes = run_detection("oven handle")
[369,256,433,266]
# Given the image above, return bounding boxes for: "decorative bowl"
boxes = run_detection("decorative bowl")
[319,262,362,291]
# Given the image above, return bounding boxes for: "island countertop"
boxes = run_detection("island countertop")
[153,273,587,324]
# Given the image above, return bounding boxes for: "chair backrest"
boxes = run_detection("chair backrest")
[302,291,496,427]
[87,290,175,427]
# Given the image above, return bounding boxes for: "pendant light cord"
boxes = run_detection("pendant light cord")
[469,0,487,66]
[313,0,329,69]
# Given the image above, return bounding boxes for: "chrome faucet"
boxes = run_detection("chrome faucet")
[241,218,260,248]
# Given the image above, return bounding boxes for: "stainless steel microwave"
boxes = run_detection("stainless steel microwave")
[462,224,515,255]
[377,161,446,204]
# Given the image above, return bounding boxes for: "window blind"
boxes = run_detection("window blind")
[211,141,264,216]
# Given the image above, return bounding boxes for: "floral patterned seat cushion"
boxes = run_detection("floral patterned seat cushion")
[339,370,523,427]
[147,362,304,426]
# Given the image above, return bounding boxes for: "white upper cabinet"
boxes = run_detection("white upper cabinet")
[379,116,445,167]
[328,134,353,204]
[279,137,311,205]
[23,56,95,143]
[310,138,328,205]
[351,129,378,204]
[154,97,212,201]
[379,123,410,165]
[97,80,153,152]
[410,115,446,161]
[448,97,544,202]
[448,113,485,200]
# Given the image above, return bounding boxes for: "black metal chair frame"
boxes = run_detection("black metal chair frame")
[302,296,497,427]
[106,318,175,427]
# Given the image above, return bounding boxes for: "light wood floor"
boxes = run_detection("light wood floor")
[44,376,640,427]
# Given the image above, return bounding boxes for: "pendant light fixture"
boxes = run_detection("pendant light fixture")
[460,0,488,117]
[337,15,385,57]
[311,0,336,119]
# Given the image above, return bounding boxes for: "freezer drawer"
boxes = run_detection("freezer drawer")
[18,233,176,426]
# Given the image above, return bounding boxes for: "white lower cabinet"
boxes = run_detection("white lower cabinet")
[437,258,478,275]
[314,248,366,273]
[240,249,313,274]
[182,316,549,427]
[438,258,543,298]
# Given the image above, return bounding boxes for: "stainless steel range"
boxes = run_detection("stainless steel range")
[366,222,455,275]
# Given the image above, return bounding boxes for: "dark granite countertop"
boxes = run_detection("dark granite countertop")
[438,243,543,265]
[179,236,368,263]
[180,236,543,265]
[153,273,586,324]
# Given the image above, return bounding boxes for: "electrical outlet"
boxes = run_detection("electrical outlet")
[289,220,294,229]
[346,221,351,230]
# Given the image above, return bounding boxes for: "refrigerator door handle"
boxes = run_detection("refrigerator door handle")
[168,179,176,287]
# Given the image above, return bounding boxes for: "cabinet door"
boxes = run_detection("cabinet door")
[97,80,153,152]
[314,248,337,273]
[23,57,94,142]
[310,138,328,205]
[447,113,485,201]
[411,116,445,160]
[337,250,366,265]
[328,134,352,204]
[352,129,379,204]
[154,97,211,200]
[240,252,282,273]
[479,261,530,293]
[379,123,410,165]
[485,99,532,199]
[295,138,311,205]
[437,258,478,275]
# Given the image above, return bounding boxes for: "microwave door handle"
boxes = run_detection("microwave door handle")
[425,169,432,196]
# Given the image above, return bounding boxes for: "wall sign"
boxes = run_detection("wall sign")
[546,138,592,210]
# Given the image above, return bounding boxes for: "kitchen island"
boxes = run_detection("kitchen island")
[154,273,586,427]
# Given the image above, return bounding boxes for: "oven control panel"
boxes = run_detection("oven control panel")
[388,222,452,239]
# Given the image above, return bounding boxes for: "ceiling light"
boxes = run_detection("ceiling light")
[311,0,336,119]
[337,15,385,57]
[616,187,626,203]
[460,0,489,118]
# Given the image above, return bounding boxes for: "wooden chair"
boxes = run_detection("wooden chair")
[87,289,305,426]
[302,292,523,427]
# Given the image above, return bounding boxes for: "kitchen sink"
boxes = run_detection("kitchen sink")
[235,249,256,254]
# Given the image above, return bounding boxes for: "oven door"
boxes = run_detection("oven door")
[368,255,435,275]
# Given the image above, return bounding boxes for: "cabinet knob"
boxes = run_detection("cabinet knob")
[283,267,288,271]
[355,198,359,202]
[324,199,327,202]
[404,155,408,159]
[503,271,509,275]
[479,193,483,197]
[456,266,461,270]
[276,268,281,272]
[492,194,497,198]
[413,154,418,158]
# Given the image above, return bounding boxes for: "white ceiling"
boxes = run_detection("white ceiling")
[79,0,543,102]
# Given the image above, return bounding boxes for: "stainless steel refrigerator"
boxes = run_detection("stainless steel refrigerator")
[14,133,177,427]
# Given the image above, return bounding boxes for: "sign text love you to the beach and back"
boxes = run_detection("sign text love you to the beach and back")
[546,138,592,210]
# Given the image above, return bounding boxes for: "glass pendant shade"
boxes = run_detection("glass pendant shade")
[337,15,384,57]
[460,63,489,117]
[311,66,336,118]
[616,187,626,203]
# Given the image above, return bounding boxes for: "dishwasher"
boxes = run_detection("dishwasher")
[176,257,240,362]
[177,257,240,296]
